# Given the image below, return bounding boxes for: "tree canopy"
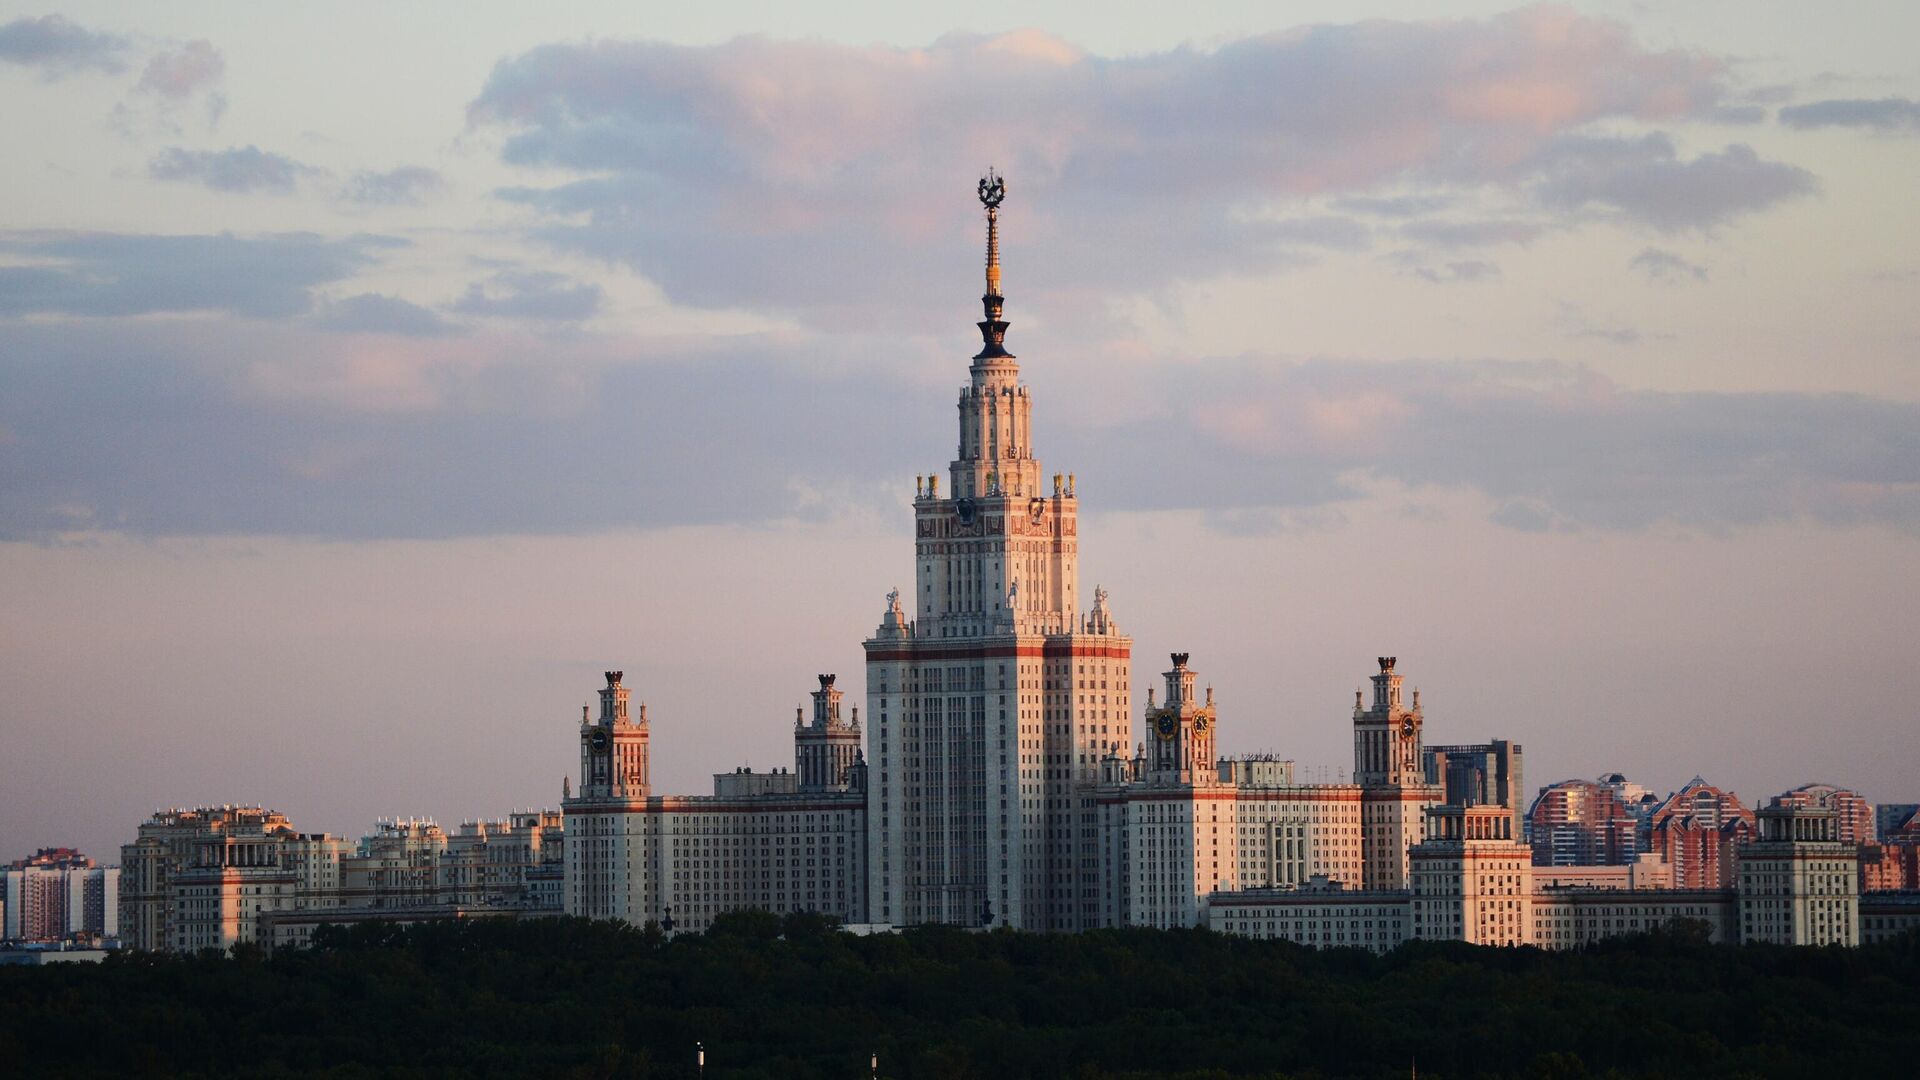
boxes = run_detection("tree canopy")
[1,914,1915,1079]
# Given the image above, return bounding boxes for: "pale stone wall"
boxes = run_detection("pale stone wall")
[1532,888,1736,946]
[1206,888,1411,954]
[1739,803,1861,946]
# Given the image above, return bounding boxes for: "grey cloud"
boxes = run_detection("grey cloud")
[1529,135,1816,231]
[1331,194,1455,218]
[10,314,1910,542]
[449,271,600,321]
[0,231,391,318]
[1398,220,1543,248]
[1489,499,1555,532]
[1261,216,1372,250]
[148,145,326,194]
[0,323,930,540]
[1385,252,1500,284]
[342,166,449,206]
[1574,326,1643,345]
[311,293,458,336]
[1058,359,1920,534]
[1778,97,1920,135]
[0,14,125,75]
[1704,105,1766,125]
[1631,248,1708,282]
[468,10,1735,322]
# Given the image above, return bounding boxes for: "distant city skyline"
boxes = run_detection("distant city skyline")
[2,1,1918,864]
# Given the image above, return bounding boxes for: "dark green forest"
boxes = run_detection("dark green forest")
[3,915,1916,1079]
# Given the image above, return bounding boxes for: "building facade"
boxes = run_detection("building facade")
[1648,777,1755,890]
[1774,784,1874,845]
[1738,800,1860,947]
[1207,882,1410,954]
[2,849,118,944]
[865,176,1132,931]
[121,804,559,953]
[1356,659,1445,890]
[1409,804,1534,946]
[564,671,869,932]
[1527,778,1642,867]
[1424,739,1525,842]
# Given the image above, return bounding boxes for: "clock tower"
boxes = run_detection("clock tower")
[1352,656,1441,889]
[580,671,649,799]
[1146,653,1219,785]
[1353,656,1420,786]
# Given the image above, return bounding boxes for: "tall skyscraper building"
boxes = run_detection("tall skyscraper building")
[865,174,1133,931]
[2,849,117,943]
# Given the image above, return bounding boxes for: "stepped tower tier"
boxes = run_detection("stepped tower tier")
[1352,656,1443,890]
[795,674,862,792]
[1145,653,1220,786]
[579,671,649,800]
[867,175,1133,933]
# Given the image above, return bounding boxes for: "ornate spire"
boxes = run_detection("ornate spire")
[974,171,1013,361]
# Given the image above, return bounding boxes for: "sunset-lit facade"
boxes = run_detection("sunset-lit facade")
[120,805,560,953]
[567,189,1460,934]
[565,671,869,932]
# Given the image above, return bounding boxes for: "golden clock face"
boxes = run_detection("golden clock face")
[1154,713,1178,741]
[1193,713,1210,734]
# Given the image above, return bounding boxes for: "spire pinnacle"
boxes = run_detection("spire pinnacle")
[974,171,1013,361]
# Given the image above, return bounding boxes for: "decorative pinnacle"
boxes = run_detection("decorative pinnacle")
[974,170,1013,361]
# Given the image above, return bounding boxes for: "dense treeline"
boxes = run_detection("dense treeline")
[2,915,1916,1079]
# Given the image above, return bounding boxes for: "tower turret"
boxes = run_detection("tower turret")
[577,670,649,800]
[1146,653,1218,785]
[1355,656,1421,786]
[796,673,861,791]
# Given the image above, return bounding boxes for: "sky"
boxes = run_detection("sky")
[1,1,1917,863]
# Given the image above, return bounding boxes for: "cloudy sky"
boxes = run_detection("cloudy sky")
[2,1,1917,862]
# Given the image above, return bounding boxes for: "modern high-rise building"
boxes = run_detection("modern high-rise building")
[2,849,117,943]
[1423,739,1525,842]
[1648,777,1756,890]
[1774,784,1874,845]
[1527,778,1642,866]
[1876,803,1919,840]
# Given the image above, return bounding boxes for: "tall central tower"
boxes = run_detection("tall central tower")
[866,175,1133,931]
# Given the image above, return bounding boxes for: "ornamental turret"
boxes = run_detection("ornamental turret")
[1146,653,1219,786]
[795,673,862,791]
[578,670,649,800]
[1354,656,1422,787]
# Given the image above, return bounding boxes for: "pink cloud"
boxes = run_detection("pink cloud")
[468,7,1764,320]
[138,39,223,100]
